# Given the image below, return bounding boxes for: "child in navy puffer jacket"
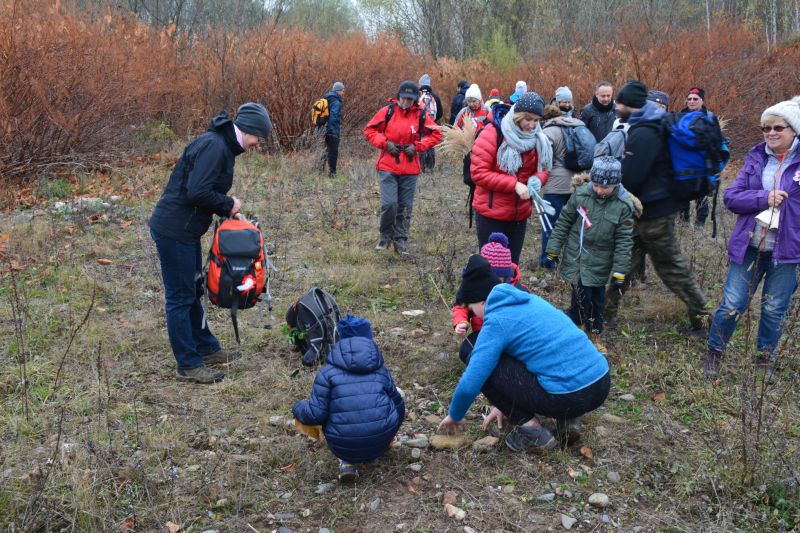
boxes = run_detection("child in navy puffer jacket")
[293,315,405,481]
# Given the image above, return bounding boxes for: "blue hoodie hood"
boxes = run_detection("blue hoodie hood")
[337,314,372,340]
[627,100,665,126]
[328,336,383,374]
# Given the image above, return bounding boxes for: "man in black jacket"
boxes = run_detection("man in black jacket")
[149,103,272,383]
[603,81,708,336]
[580,81,617,142]
[449,80,469,125]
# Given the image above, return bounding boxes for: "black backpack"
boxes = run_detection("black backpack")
[285,288,341,366]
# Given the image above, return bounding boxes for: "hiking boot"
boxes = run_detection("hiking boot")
[338,460,359,482]
[588,332,608,355]
[701,348,722,379]
[203,348,241,365]
[375,238,390,251]
[504,423,557,453]
[555,417,582,446]
[175,365,225,384]
[393,240,410,257]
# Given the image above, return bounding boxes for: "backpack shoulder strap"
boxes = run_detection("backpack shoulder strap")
[381,103,395,134]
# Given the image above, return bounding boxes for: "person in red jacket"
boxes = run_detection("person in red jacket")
[470,92,553,264]
[364,80,443,256]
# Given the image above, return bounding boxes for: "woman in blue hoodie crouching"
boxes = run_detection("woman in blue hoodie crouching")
[293,315,405,481]
[439,255,610,452]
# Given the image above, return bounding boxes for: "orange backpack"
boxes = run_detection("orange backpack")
[203,218,270,343]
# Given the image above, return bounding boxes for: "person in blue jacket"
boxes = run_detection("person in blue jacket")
[321,81,344,176]
[293,315,405,481]
[149,103,272,384]
[438,255,610,452]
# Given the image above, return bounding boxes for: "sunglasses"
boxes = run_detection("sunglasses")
[761,125,790,133]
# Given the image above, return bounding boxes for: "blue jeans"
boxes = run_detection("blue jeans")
[539,193,571,266]
[707,246,798,356]
[151,228,220,370]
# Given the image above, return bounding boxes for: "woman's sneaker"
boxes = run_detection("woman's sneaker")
[338,460,359,482]
[504,424,557,453]
[555,417,582,446]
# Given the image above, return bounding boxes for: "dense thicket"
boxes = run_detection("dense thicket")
[1,0,799,182]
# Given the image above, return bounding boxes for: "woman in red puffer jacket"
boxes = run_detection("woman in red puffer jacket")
[470,92,553,264]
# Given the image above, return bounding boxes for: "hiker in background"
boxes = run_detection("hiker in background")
[449,80,469,125]
[363,80,442,257]
[149,103,271,384]
[293,315,405,481]
[438,255,610,452]
[455,84,489,131]
[702,96,800,378]
[470,92,552,264]
[553,86,574,117]
[453,232,529,363]
[647,90,669,111]
[538,104,587,267]
[418,74,443,172]
[602,81,709,336]
[485,88,503,110]
[509,80,527,104]
[320,82,344,177]
[580,81,616,142]
[678,87,722,227]
[544,156,634,355]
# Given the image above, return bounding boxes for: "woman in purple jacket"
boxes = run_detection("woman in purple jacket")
[702,96,800,378]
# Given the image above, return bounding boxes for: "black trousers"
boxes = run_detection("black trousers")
[568,282,606,333]
[475,212,528,265]
[461,353,610,425]
[323,133,339,175]
[679,197,708,225]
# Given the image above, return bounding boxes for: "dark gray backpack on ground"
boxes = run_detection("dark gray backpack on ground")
[285,288,341,366]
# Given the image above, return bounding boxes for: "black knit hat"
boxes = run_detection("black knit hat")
[687,87,705,100]
[514,91,545,117]
[617,81,648,108]
[459,255,501,304]
[234,102,272,139]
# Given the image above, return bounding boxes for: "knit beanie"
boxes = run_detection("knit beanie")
[465,83,482,101]
[617,81,648,108]
[514,91,545,117]
[591,156,622,186]
[337,314,373,340]
[489,88,500,97]
[332,81,345,92]
[647,90,669,106]
[480,232,514,280]
[418,74,431,87]
[761,96,800,134]
[234,102,272,139]
[555,86,573,102]
[515,80,528,93]
[459,255,501,304]
[687,87,705,100]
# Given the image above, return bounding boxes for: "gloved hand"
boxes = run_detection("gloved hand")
[611,272,625,289]
[403,144,416,158]
[385,141,400,156]
[543,253,559,270]
[527,177,542,196]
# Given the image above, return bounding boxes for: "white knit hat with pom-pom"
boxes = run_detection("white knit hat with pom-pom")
[465,83,482,101]
[761,96,800,134]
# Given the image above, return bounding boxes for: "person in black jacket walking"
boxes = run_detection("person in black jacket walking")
[580,82,617,142]
[602,82,708,336]
[149,103,272,384]
[320,81,344,176]
[449,80,469,125]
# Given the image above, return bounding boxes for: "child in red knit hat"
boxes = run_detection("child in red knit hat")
[451,232,528,363]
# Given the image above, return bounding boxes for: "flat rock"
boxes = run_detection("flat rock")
[430,434,472,450]
[588,492,610,508]
[411,448,421,459]
[444,503,466,521]
[408,463,423,472]
[537,492,556,502]
[464,527,478,533]
[619,394,635,401]
[367,497,381,512]
[389,327,405,338]
[600,413,627,424]
[561,514,577,529]
[424,414,442,425]
[315,482,335,495]
[274,512,296,522]
[269,415,285,426]
[472,435,500,452]
[607,471,621,483]
[401,310,425,317]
